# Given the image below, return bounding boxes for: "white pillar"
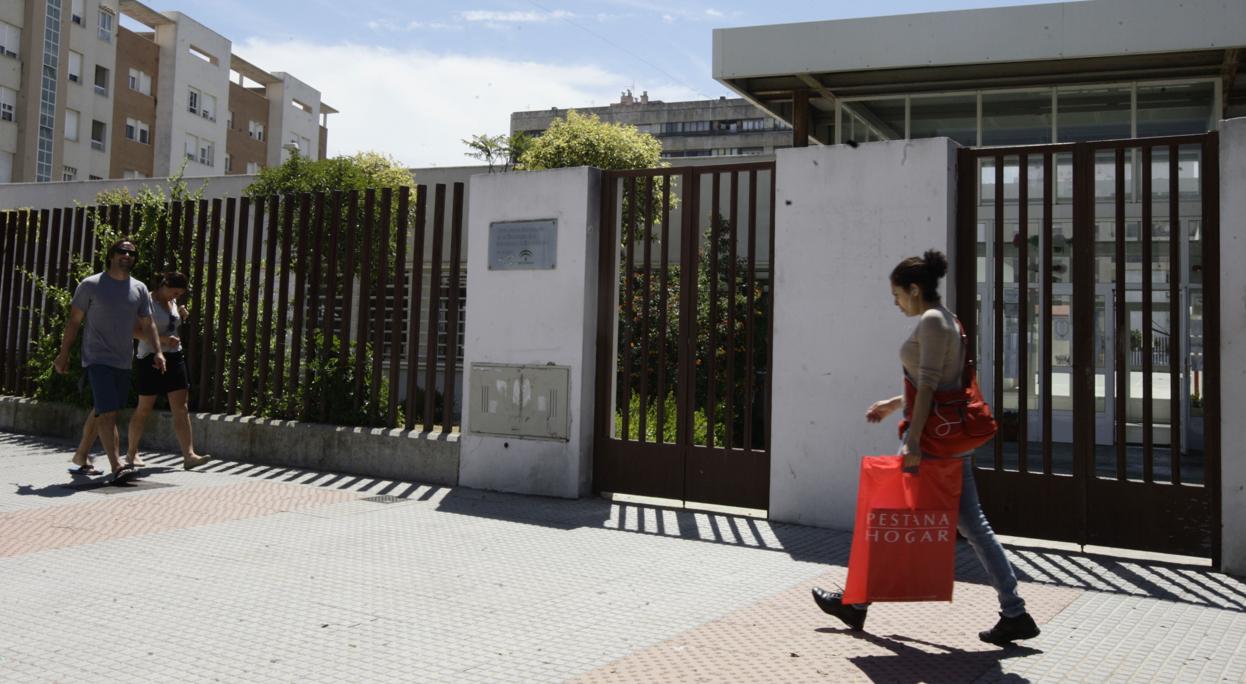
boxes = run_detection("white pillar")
[458,167,601,498]
[769,138,959,529]
[1218,117,1246,576]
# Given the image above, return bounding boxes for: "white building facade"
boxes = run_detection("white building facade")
[0,0,336,185]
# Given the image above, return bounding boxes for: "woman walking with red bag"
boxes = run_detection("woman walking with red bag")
[811,250,1040,646]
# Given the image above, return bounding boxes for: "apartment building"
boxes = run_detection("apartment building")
[511,91,792,160]
[0,0,335,184]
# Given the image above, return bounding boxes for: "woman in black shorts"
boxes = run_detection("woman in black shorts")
[126,272,209,470]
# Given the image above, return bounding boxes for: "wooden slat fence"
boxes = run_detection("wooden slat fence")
[0,183,466,431]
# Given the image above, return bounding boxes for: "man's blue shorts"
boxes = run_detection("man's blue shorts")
[86,364,131,415]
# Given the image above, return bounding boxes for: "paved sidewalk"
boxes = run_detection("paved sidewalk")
[1,430,1243,683]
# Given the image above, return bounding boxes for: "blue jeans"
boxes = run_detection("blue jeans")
[956,456,1027,618]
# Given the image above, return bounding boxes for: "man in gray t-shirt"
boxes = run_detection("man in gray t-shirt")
[54,239,165,478]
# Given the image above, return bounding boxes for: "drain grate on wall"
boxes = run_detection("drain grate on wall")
[362,495,410,504]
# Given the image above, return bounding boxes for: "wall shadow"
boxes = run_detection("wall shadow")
[4,430,1241,613]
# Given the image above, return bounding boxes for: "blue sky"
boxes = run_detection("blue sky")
[134,0,1059,167]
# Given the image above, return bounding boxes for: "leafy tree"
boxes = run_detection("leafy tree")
[462,132,534,172]
[244,151,413,198]
[513,111,765,446]
[242,151,414,296]
[517,110,662,171]
[506,132,533,169]
[615,212,769,450]
[462,133,509,172]
[240,151,416,418]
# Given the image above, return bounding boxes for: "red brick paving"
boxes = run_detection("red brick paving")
[0,481,358,558]
[577,568,1082,683]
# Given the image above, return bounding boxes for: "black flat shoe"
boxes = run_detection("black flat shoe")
[979,612,1040,646]
[811,587,867,631]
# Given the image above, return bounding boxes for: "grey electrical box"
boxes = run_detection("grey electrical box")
[469,363,570,441]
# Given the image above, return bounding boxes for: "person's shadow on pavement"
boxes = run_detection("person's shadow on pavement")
[817,628,1041,683]
[12,465,176,497]
[14,482,81,497]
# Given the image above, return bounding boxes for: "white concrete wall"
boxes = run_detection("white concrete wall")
[0,172,254,207]
[152,12,229,178]
[768,137,958,529]
[1219,117,1246,577]
[267,72,320,163]
[0,1,21,167]
[0,396,460,487]
[0,164,487,209]
[63,0,118,181]
[459,167,601,498]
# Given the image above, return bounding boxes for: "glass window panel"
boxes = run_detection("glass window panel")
[1184,285,1205,483]
[1137,81,1215,137]
[1056,86,1130,142]
[979,157,996,206]
[1050,294,1073,410]
[1150,144,1174,202]
[1026,153,1047,207]
[910,94,977,146]
[1177,144,1202,200]
[1093,148,1127,201]
[1054,152,1074,205]
[1002,156,1021,203]
[845,98,904,141]
[982,89,1052,146]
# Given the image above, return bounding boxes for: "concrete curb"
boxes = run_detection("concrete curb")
[0,395,459,486]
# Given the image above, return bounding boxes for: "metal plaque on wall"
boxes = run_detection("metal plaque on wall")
[488,219,557,270]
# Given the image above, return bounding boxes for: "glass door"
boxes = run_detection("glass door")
[1036,284,1114,447]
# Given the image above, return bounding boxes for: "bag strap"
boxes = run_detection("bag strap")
[953,316,973,389]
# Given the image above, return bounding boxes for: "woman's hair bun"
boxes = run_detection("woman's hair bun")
[923,250,948,280]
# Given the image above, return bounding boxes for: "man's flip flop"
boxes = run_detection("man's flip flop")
[111,465,136,485]
[68,464,102,476]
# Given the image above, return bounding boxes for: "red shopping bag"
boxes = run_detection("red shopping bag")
[842,456,964,604]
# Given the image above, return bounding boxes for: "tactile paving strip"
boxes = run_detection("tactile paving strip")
[0,480,359,558]
[576,569,1082,683]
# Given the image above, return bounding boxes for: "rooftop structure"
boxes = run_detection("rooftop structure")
[512,91,792,160]
[712,0,1244,147]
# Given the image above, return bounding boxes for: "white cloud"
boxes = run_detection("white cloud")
[233,39,700,168]
[601,1,732,22]
[366,18,459,32]
[459,9,573,23]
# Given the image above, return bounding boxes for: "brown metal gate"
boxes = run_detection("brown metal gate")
[593,163,775,511]
[956,133,1221,560]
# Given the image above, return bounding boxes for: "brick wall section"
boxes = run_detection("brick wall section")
[110,27,158,178]
[226,82,268,174]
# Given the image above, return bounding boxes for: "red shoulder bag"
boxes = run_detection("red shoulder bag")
[897,317,997,457]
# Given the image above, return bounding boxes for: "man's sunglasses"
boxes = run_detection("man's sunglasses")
[112,248,138,257]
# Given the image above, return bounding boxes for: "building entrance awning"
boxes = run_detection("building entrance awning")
[712,0,1245,145]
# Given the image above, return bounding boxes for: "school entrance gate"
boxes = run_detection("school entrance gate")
[593,163,776,511]
[957,133,1222,561]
